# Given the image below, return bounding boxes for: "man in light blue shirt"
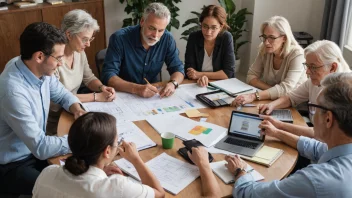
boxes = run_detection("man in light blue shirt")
[0,22,85,195]
[226,72,352,197]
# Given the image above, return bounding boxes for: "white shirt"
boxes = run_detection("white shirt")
[33,165,155,198]
[202,48,213,72]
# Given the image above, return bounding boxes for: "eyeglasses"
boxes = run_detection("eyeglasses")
[259,35,283,43]
[44,53,63,64]
[302,63,326,73]
[76,35,95,44]
[307,102,335,115]
[201,24,220,31]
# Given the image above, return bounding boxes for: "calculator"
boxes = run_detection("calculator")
[196,90,235,108]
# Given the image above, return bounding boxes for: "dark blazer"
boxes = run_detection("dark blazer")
[184,30,235,78]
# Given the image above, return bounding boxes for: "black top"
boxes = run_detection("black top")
[184,30,235,78]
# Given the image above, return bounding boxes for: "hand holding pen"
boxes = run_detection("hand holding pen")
[134,78,159,98]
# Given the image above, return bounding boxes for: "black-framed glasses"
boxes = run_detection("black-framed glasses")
[307,102,334,115]
[201,24,220,31]
[259,35,283,43]
[42,51,63,64]
[302,63,326,73]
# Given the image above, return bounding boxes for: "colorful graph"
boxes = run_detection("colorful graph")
[189,125,213,135]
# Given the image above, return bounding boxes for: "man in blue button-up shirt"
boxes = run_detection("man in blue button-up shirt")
[101,3,184,98]
[0,22,86,195]
[225,72,352,197]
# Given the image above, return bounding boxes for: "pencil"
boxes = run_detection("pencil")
[144,78,151,85]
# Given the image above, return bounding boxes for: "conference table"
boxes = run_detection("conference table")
[50,80,304,198]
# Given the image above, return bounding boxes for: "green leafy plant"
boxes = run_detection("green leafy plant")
[181,0,252,59]
[119,0,181,31]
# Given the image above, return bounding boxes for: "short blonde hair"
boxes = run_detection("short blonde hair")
[259,16,301,58]
[304,40,351,72]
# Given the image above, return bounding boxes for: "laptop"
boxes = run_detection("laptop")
[215,111,265,157]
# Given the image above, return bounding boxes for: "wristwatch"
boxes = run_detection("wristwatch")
[234,167,246,177]
[255,90,260,101]
[169,80,179,89]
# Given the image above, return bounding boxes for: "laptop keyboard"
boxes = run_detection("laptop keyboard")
[224,138,258,149]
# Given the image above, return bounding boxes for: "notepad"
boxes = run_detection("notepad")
[209,78,257,95]
[185,109,209,118]
[115,153,200,195]
[210,160,264,184]
[239,146,284,167]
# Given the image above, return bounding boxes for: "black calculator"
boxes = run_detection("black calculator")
[196,90,235,108]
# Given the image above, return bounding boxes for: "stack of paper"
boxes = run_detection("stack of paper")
[117,122,156,151]
[146,114,227,147]
[209,78,257,95]
[210,160,264,184]
[115,153,200,195]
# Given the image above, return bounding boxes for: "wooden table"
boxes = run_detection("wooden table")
[52,81,304,198]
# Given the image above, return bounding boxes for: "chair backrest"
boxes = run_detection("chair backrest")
[95,48,107,78]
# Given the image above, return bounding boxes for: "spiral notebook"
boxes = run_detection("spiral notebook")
[210,160,264,184]
[239,145,284,167]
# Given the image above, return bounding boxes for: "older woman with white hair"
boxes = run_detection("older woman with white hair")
[46,9,116,135]
[232,16,307,107]
[258,40,351,138]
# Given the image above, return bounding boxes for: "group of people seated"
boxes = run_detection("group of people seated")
[0,2,352,198]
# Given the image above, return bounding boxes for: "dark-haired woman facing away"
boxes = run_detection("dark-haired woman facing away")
[185,5,235,87]
[33,112,165,198]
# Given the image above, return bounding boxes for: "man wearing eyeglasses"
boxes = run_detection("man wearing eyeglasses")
[0,22,86,195]
[226,72,352,197]
[101,3,184,98]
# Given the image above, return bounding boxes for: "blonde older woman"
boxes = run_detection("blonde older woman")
[259,40,351,138]
[46,9,115,135]
[232,16,307,107]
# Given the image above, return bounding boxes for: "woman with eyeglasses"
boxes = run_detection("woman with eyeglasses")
[258,40,351,138]
[232,16,307,107]
[184,5,235,86]
[46,9,116,135]
[33,112,165,198]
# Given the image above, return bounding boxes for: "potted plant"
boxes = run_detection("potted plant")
[119,0,181,31]
[181,0,252,73]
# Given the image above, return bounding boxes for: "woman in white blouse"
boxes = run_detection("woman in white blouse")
[258,40,351,138]
[33,112,165,198]
[232,16,307,107]
[47,9,116,135]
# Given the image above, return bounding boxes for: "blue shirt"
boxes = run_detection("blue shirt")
[101,25,184,85]
[0,57,79,164]
[234,136,352,198]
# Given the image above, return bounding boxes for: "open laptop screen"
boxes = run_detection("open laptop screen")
[229,112,263,140]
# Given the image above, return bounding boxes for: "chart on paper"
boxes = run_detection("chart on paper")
[115,153,200,195]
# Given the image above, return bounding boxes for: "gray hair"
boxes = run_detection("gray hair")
[61,9,99,35]
[259,16,303,58]
[143,2,171,24]
[304,40,351,72]
[320,72,352,136]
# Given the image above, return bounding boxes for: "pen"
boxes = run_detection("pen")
[144,78,151,85]
[118,137,124,146]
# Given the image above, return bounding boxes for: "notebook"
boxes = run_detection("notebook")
[210,160,264,184]
[239,145,284,167]
[209,78,257,96]
[115,153,200,195]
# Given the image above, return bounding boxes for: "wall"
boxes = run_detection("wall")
[103,0,325,80]
[240,0,325,74]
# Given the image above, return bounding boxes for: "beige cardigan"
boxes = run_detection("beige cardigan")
[247,46,307,99]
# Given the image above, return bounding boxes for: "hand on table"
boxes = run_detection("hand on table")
[136,84,159,98]
[258,103,275,115]
[225,155,247,174]
[97,85,116,102]
[231,93,256,107]
[197,76,209,87]
[187,146,210,167]
[159,82,175,98]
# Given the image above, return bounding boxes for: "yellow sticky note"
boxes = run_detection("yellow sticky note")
[185,109,209,118]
